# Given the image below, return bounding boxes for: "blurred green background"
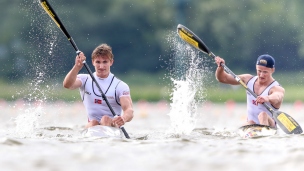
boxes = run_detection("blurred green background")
[1,0,304,103]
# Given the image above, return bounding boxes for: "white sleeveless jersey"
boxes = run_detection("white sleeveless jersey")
[246,76,280,124]
[77,73,131,122]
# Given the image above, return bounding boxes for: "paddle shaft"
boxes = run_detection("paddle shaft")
[39,0,130,138]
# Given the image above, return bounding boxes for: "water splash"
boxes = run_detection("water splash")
[13,1,63,137]
[165,31,212,135]
[15,104,43,137]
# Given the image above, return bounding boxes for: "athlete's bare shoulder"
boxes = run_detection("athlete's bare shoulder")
[238,74,254,84]
[270,84,285,94]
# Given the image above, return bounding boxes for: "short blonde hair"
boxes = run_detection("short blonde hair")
[91,43,114,61]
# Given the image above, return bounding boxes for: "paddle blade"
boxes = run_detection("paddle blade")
[274,111,302,134]
[177,24,211,55]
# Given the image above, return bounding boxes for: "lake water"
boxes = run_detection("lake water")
[1,100,304,171]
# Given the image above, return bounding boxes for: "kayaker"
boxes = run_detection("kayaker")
[214,54,285,128]
[63,43,134,128]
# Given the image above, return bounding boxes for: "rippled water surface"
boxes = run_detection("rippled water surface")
[1,101,304,171]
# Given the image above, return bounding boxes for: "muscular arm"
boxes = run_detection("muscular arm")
[215,66,252,86]
[112,96,134,127]
[214,56,252,85]
[215,66,240,85]
[63,66,82,89]
[267,86,285,108]
[63,52,85,89]
[255,86,285,108]
[120,96,134,122]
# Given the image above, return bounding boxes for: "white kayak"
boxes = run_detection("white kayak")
[81,125,123,138]
[238,124,277,138]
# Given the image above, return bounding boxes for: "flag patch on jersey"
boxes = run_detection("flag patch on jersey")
[94,99,102,104]
[123,91,130,95]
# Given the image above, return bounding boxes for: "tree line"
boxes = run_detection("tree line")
[1,0,304,81]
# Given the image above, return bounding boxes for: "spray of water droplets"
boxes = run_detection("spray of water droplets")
[14,1,67,137]
[165,31,213,136]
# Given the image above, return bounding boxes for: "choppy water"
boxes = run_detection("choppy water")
[1,101,304,171]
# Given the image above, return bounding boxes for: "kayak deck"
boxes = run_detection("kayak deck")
[238,124,277,138]
[81,125,123,138]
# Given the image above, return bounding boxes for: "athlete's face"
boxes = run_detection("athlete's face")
[256,65,274,84]
[92,55,113,78]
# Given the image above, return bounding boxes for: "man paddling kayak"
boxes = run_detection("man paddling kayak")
[63,43,134,128]
[215,54,285,128]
